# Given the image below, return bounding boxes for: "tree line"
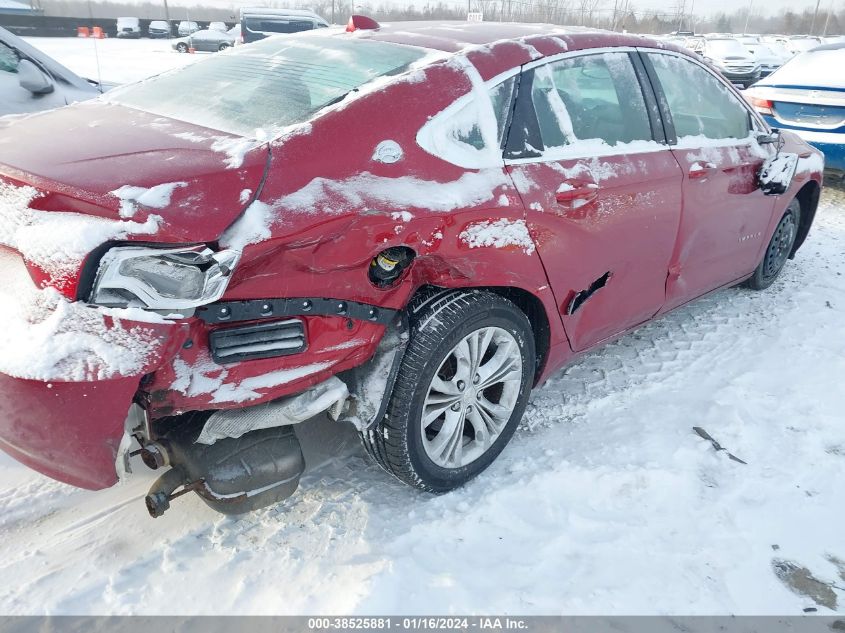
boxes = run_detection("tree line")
[36,0,844,35]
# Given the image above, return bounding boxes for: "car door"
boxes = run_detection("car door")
[0,40,66,116]
[641,51,777,312]
[506,50,683,352]
[190,31,210,52]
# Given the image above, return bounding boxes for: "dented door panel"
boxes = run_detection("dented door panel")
[510,151,683,352]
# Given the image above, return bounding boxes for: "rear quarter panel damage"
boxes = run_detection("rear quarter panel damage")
[142,60,570,417]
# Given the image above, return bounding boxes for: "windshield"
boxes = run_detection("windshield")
[707,39,749,57]
[108,36,426,138]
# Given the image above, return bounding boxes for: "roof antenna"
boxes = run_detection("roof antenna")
[86,0,104,93]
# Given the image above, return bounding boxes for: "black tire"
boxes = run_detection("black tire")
[744,198,801,290]
[218,43,230,52]
[360,289,535,493]
[176,43,188,53]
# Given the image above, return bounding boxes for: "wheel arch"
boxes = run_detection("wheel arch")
[791,179,821,257]
[406,284,552,385]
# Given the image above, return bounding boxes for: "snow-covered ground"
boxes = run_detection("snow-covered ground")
[23,37,205,85]
[1,38,844,616]
[0,184,842,616]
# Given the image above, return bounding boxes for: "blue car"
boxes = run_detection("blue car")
[745,43,844,175]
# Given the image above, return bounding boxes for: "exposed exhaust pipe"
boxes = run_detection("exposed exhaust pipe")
[143,424,305,518]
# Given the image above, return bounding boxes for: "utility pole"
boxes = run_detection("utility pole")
[809,0,821,34]
[743,0,752,34]
[163,0,171,38]
[822,0,833,34]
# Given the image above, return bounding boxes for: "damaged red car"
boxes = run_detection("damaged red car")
[0,20,824,517]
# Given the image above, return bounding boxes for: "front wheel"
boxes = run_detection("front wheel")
[176,43,188,53]
[360,290,535,493]
[744,198,801,290]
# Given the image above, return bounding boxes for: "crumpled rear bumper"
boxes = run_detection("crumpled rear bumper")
[0,372,143,489]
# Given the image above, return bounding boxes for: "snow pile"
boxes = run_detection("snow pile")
[219,200,274,251]
[460,218,536,255]
[210,362,335,404]
[111,181,187,218]
[275,170,509,216]
[0,249,164,381]
[171,353,336,405]
[0,180,161,286]
[210,136,260,169]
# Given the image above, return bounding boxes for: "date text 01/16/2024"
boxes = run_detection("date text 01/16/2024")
[307,617,529,630]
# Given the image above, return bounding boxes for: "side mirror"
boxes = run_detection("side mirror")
[18,59,54,95]
[758,152,798,196]
[756,130,781,145]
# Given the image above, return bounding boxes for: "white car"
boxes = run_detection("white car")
[742,42,788,77]
[177,21,200,37]
[786,36,823,54]
[116,17,141,39]
[208,21,227,33]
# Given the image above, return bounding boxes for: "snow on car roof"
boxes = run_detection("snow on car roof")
[352,21,664,54]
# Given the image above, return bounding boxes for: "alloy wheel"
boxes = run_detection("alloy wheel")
[420,326,523,469]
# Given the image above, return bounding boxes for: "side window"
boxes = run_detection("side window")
[0,43,19,74]
[530,52,653,150]
[648,53,751,141]
[489,76,517,148]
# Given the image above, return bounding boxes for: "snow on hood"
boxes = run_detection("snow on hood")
[0,248,169,382]
[0,180,161,288]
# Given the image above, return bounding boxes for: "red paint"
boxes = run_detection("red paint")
[0,24,824,490]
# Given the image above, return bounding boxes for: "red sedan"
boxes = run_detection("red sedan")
[0,20,824,517]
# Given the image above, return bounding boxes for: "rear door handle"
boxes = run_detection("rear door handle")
[688,162,717,179]
[555,180,599,205]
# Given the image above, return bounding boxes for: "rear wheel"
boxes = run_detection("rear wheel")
[218,43,230,52]
[745,199,801,290]
[360,289,535,493]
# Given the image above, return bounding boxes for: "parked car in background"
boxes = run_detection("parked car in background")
[239,7,328,44]
[689,37,761,88]
[744,42,787,76]
[0,26,102,115]
[116,17,141,39]
[786,35,823,54]
[172,29,235,53]
[148,20,172,38]
[228,23,241,44]
[209,21,228,33]
[177,20,200,36]
[746,42,845,174]
[0,22,823,518]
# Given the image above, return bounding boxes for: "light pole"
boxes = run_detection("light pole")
[810,0,821,34]
[743,0,753,34]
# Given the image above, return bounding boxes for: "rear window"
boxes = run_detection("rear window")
[107,36,426,138]
[245,18,313,34]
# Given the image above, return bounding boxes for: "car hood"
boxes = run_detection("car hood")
[0,100,269,245]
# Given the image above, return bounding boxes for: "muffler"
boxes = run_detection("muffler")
[144,422,305,518]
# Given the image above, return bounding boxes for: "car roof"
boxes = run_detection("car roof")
[354,21,669,52]
[316,21,687,80]
[808,42,845,52]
